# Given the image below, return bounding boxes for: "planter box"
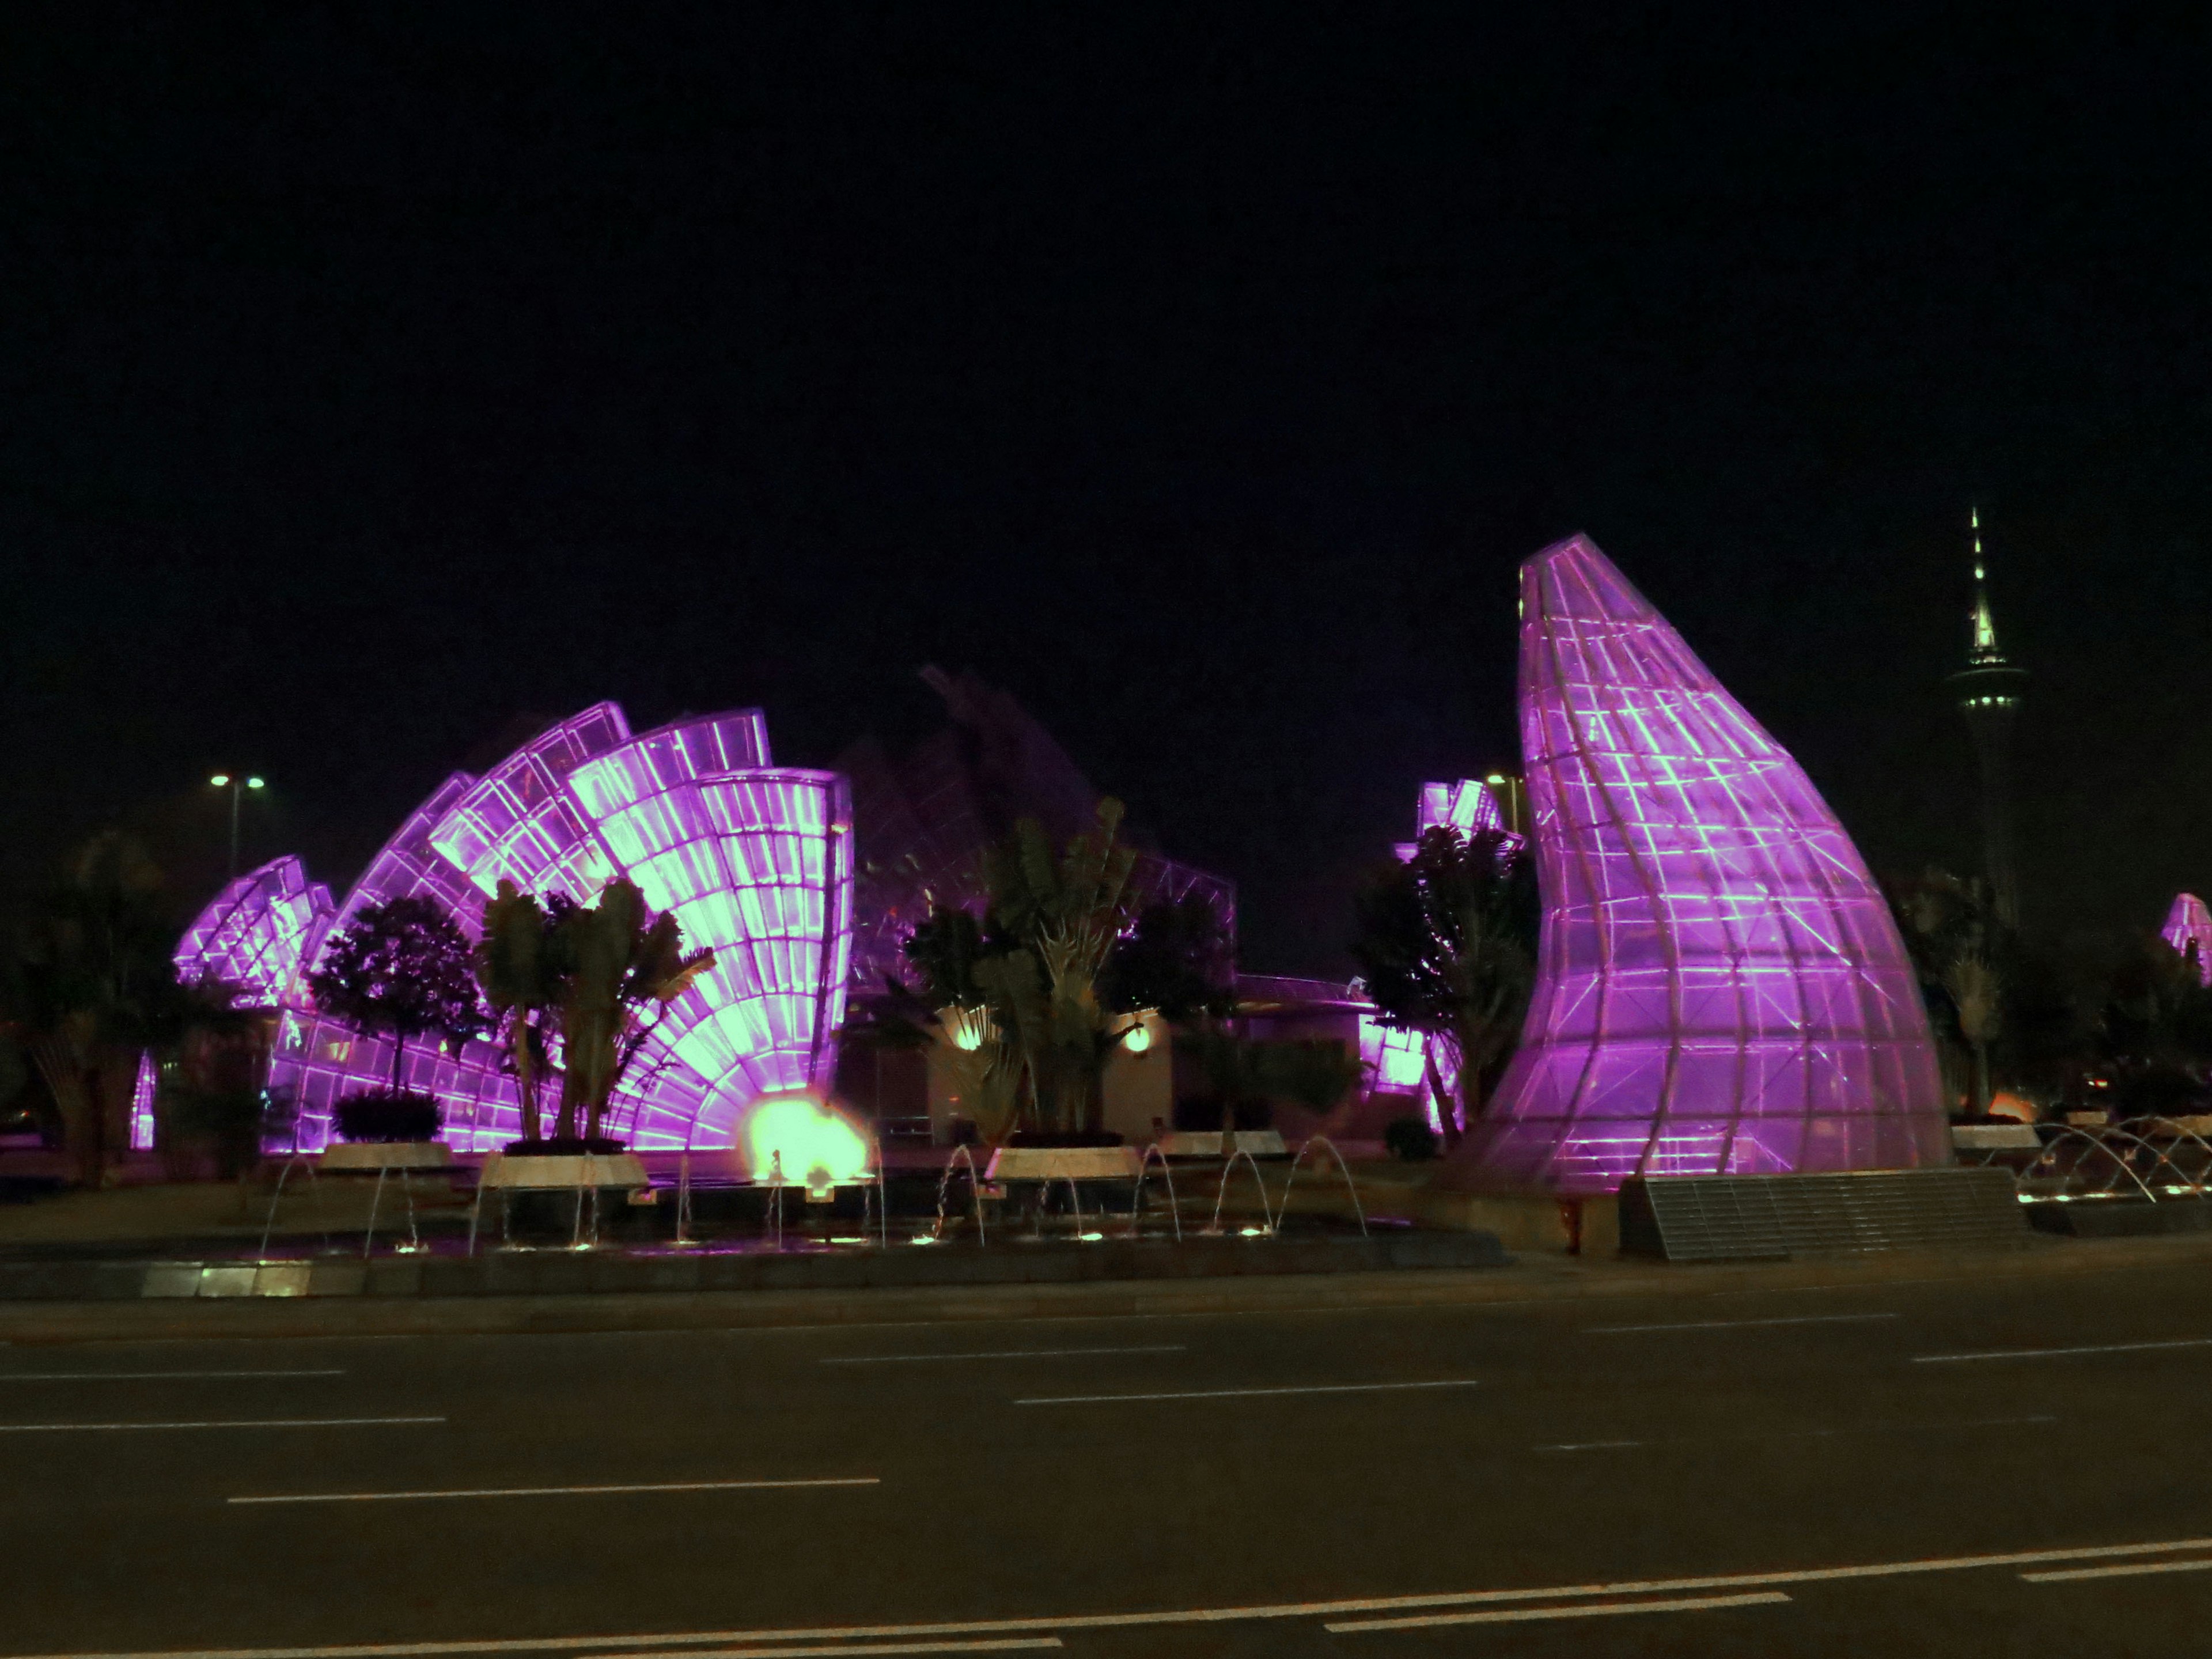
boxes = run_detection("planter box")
[320,1141,454,1172]
[985,1145,1142,1183]
[478,1152,649,1191]
[1950,1124,2040,1152]
[1153,1130,1290,1159]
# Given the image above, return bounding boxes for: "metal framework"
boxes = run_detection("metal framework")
[1460,535,1949,1193]
[171,856,334,1007]
[173,703,853,1153]
[2162,893,2212,987]
[1392,778,1521,863]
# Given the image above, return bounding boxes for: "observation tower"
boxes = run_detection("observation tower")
[1948,508,2028,929]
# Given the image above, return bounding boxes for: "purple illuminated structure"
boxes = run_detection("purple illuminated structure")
[1458,536,1948,1193]
[2163,893,2212,987]
[1393,778,1522,864]
[174,703,853,1152]
[173,857,335,1006]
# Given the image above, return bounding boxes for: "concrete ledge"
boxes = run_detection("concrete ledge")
[12,1230,2212,1346]
[0,1230,1507,1304]
[1362,1187,1622,1255]
[2027,1198,2212,1237]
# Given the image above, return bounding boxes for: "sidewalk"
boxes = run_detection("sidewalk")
[6,1225,2210,1347]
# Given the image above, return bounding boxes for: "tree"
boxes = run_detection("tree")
[1886,868,2082,1113]
[474,882,568,1142]
[1350,825,1537,1144]
[550,879,714,1145]
[306,896,484,1093]
[1943,953,2004,1116]
[1101,891,1237,1023]
[896,800,1143,1139]
[2096,933,2212,1120]
[3,835,202,1184]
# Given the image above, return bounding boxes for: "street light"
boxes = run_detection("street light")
[209,774,266,878]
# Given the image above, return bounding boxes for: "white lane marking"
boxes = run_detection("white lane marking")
[822,1346,1185,1365]
[0,1416,442,1434]
[1327,1590,1792,1631]
[0,1371,347,1382]
[1532,1414,2056,1453]
[16,1534,2212,1658]
[589,1642,1059,1658]
[1915,1337,2212,1363]
[2024,1557,2212,1584]
[230,1478,879,1505]
[1017,1380,1480,1406]
[1587,1313,1898,1334]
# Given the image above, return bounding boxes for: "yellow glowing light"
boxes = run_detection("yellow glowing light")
[210,774,230,787]
[737,1090,872,1189]
[944,1006,991,1052]
[1123,1019,1153,1055]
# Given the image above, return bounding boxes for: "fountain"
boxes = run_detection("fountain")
[932,1144,989,1245]
[1273,1135,1368,1237]
[1206,1147,1276,1236]
[1126,1143,1183,1241]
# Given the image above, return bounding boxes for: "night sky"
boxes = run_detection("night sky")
[7,12,2210,975]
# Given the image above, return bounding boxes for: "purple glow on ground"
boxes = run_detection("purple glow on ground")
[2163,893,2212,987]
[1460,535,1948,1194]
[167,704,854,1153]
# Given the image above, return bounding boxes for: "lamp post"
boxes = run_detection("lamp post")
[209,773,266,878]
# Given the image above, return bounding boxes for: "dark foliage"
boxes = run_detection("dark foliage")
[1384,1116,1440,1162]
[1101,892,1236,1020]
[1350,826,1538,1132]
[506,1135,625,1156]
[901,906,1001,1009]
[164,1086,274,1178]
[333,1087,443,1143]
[307,896,485,1088]
[2094,933,2212,1118]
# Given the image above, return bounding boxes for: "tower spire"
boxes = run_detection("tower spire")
[1948,506,2028,928]
[1968,505,2004,664]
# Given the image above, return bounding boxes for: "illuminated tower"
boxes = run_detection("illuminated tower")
[1947,508,2028,928]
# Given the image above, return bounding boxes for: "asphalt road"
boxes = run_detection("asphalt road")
[2,1259,2209,1659]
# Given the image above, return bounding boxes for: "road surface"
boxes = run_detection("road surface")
[2,1256,2205,1657]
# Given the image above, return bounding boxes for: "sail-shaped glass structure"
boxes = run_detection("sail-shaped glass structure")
[2162,893,2212,987]
[1460,536,1948,1193]
[172,703,853,1152]
[173,856,334,1007]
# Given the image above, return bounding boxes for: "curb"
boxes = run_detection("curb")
[5,1230,2212,1345]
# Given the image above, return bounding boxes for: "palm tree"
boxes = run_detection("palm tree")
[5,835,191,1185]
[475,882,563,1142]
[1942,953,2004,1116]
[979,801,1138,1135]
[551,880,714,1145]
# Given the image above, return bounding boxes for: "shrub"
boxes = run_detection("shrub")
[165,1087,272,1179]
[1384,1115,1438,1162]
[334,1088,443,1143]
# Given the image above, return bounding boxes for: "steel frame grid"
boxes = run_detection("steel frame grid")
[172,855,335,1009]
[217,704,852,1154]
[1461,536,1948,1194]
[2162,893,2212,987]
